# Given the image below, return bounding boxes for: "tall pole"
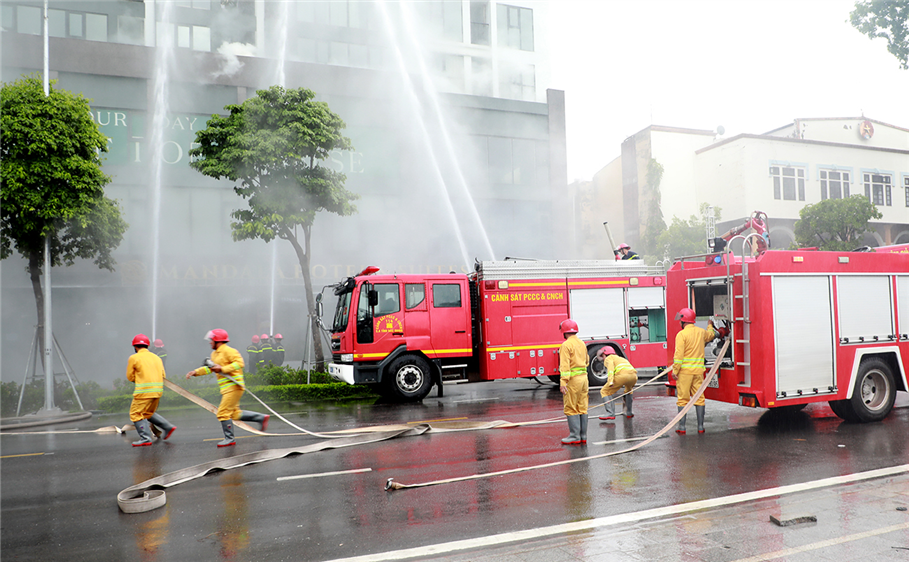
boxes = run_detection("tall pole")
[41,0,56,413]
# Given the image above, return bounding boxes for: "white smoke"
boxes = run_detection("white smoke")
[213,41,257,78]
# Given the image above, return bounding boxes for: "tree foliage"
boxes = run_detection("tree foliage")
[652,203,720,261]
[1,75,127,347]
[794,195,883,251]
[850,0,909,69]
[190,85,358,367]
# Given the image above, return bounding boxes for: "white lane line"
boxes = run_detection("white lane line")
[277,468,372,482]
[731,521,909,562]
[322,464,909,562]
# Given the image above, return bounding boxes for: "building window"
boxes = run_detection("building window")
[905,176,909,207]
[770,166,805,201]
[470,1,489,45]
[819,169,850,200]
[418,1,462,42]
[16,5,41,35]
[863,173,892,206]
[499,63,535,101]
[496,4,533,51]
[488,137,535,185]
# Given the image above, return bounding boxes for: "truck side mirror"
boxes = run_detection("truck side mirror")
[368,290,379,307]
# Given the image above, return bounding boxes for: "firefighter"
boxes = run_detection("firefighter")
[246,335,260,375]
[597,347,638,420]
[558,319,589,444]
[257,333,274,371]
[185,329,270,447]
[151,338,167,368]
[272,333,285,367]
[616,243,641,260]
[126,334,175,446]
[672,308,717,434]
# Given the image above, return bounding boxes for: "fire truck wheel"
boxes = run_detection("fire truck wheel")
[385,355,432,401]
[586,346,609,387]
[834,358,896,423]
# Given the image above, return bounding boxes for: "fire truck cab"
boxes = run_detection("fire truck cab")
[666,247,909,421]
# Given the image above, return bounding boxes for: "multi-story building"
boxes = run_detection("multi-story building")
[0,0,567,385]
[579,117,909,259]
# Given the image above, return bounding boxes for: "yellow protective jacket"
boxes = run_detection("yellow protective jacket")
[672,324,717,377]
[192,344,245,394]
[559,335,589,381]
[127,348,165,397]
[604,354,637,386]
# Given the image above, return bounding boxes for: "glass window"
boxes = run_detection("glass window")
[177,25,191,48]
[330,1,347,26]
[512,139,534,185]
[117,15,144,45]
[332,291,352,332]
[17,5,41,35]
[819,170,850,200]
[470,1,489,45]
[349,1,367,29]
[406,284,426,309]
[156,21,173,46]
[69,12,83,38]
[176,0,192,8]
[497,4,533,51]
[48,9,66,37]
[296,2,314,22]
[2,5,14,32]
[433,284,462,308]
[85,13,107,42]
[472,57,492,96]
[375,284,400,315]
[350,44,368,68]
[770,166,805,201]
[328,42,349,66]
[192,25,210,51]
[192,0,211,9]
[905,176,909,207]
[864,173,892,206]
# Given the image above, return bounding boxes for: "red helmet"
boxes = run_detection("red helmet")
[132,334,150,347]
[675,308,696,323]
[261,333,269,340]
[153,339,163,347]
[597,346,616,357]
[617,243,631,251]
[205,329,229,343]
[559,319,579,335]
[274,333,282,340]
[252,335,260,344]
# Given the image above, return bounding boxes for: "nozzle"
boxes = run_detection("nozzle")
[384,478,404,491]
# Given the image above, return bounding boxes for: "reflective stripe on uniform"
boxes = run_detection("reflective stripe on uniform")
[133,382,163,395]
[561,367,588,378]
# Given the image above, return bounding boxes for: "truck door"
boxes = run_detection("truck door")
[429,281,472,356]
[356,281,405,356]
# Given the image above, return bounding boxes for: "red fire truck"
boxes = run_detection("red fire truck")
[324,260,668,401]
[666,244,909,421]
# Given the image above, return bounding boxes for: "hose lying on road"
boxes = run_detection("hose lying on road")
[383,340,729,491]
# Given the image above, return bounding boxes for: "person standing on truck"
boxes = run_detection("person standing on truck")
[185,329,270,447]
[672,308,717,434]
[616,243,641,260]
[559,319,589,444]
[597,347,638,420]
[126,334,176,447]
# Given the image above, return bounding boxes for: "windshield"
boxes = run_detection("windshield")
[332,290,352,332]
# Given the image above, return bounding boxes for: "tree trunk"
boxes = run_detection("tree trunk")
[282,224,326,371]
[28,251,46,373]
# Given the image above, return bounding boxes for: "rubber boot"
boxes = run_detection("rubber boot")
[132,419,154,447]
[217,420,236,447]
[561,415,581,444]
[696,405,706,433]
[624,394,634,419]
[599,398,616,420]
[239,410,270,432]
[676,406,687,435]
[579,414,588,443]
[148,413,176,440]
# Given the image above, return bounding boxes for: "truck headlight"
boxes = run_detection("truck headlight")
[341,354,353,363]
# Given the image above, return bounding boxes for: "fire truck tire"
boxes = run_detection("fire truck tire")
[833,358,896,423]
[586,346,609,387]
[384,355,433,401]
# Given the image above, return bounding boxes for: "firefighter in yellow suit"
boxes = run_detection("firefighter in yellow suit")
[127,334,176,446]
[186,329,270,447]
[672,308,717,434]
[597,348,638,420]
[558,319,589,444]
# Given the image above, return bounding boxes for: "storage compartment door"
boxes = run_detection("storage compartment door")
[772,276,835,398]
[569,288,626,339]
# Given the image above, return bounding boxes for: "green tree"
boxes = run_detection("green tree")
[794,195,883,251]
[190,85,358,369]
[653,203,720,260]
[850,0,909,69]
[1,75,127,360]
[639,158,666,256]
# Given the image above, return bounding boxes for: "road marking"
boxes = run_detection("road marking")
[322,464,909,562]
[730,521,909,562]
[406,418,467,424]
[452,398,501,404]
[0,452,46,459]
[277,468,372,482]
[590,435,668,446]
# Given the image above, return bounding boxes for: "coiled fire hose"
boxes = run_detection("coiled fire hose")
[383,339,729,491]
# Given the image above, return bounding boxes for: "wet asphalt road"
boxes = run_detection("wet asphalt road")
[2,376,909,562]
